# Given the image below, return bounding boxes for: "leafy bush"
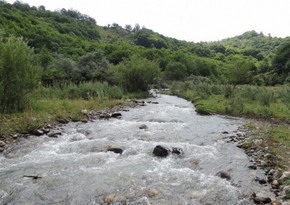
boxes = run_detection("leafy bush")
[0,36,39,113]
[110,55,161,92]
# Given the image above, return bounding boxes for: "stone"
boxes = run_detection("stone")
[279,171,290,184]
[48,132,62,138]
[107,148,123,154]
[58,119,69,124]
[148,189,159,198]
[99,113,111,119]
[282,185,290,200]
[216,171,231,180]
[271,180,280,189]
[253,196,272,204]
[111,113,122,118]
[41,128,50,134]
[248,165,257,170]
[31,129,44,136]
[139,124,148,129]
[104,194,115,203]
[172,147,184,156]
[259,178,267,184]
[0,141,6,147]
[153,145,169,157]
[222,131,229,134]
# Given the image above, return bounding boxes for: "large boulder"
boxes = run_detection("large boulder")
[153,145,169,157]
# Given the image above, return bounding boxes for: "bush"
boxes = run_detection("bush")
[0,36,39,113]
[110,55,161,92]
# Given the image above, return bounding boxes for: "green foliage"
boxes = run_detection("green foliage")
[0,36,39,113]
[77,50,109,82]
[164,62,187,81]
[32,81,124,100]
[225,55,257,85]
[110,56,161,91]
[272,40,290,75]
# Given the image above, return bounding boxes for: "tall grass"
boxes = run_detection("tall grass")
[0,81,145,136]
[170,80,290,120]
[31,81,124,101]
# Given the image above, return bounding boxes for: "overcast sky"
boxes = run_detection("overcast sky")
[5,0,290,42]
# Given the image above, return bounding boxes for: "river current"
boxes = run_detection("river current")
[0,94,272,204]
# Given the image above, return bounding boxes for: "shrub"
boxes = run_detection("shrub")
[110,55,161,92]
[0,36,39,113]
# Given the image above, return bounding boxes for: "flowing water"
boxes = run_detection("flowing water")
[0,94,272,205]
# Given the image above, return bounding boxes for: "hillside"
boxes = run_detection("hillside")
[0,0,290,87]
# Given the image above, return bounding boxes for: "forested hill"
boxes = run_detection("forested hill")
[1,0,290,86]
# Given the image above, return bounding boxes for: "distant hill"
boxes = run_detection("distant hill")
[1,0,289,85]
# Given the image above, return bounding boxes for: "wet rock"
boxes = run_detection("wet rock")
[259,179,267,184]
[111,113,122,118]
[0,147,4,152]
[172,147,183,156]
[107,148,123,154]
[252,195,272,204]
[248,165,257,170]
[148,188,159,198]
[0,140,6,147]
[139,124,148,129]
[99,112,111,119]
[222,131,229,134]
[41,128,50,134]
[31,129,44,136]
[151,102,159,104]
[58,118,69,124]
[216,171,231,180]
[48,132,62,138]
[153,145,169,157]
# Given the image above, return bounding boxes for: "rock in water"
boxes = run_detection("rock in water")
[172,147,183,156]
[153,145,169,157]
[111,113,122,118]
[107,148,123,154]
[139,124,148,129]
[215,171,231,180]
[253,196,271,204]
[31,129,44,136]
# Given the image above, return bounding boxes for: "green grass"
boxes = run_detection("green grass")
[0,98,126,135]
[170,81,290,121]
[0,82,148,136]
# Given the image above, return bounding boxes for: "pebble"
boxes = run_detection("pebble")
[0,140,6,147]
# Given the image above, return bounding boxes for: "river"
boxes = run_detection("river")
[0,94,273,204]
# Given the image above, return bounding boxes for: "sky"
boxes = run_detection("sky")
[5,0,290,42]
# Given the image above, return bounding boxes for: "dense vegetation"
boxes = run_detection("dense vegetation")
[0,0,290,136]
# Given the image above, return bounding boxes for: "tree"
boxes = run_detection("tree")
[272,41,290,75]
[77,50,109,82]
[110,56,160,91]
[164,62,187,81]
[0,36,39,113]
[225,55,256,85]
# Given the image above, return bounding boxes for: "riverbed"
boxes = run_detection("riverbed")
[0,94,273,204]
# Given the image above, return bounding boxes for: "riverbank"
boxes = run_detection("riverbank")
[236,120,290,203]
[167,88,290,203]
[0,96,147,148]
